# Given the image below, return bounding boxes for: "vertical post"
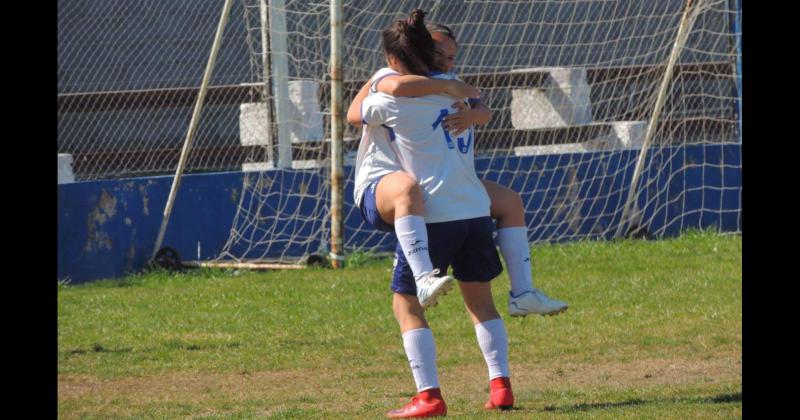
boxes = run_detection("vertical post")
[259,0,275,165]
[329,0,345,268]
[615,0,701,238]
[731,0,742,143]
[269,0,292,168]
[151,0,234,260]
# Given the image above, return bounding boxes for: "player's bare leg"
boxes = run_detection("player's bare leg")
[377,173,454,309]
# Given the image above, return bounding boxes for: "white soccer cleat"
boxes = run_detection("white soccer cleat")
[416,269,455,309]
[508,288,568,317]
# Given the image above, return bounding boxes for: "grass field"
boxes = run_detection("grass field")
[58,231,741,419]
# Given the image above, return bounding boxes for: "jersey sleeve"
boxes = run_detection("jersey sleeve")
[361,93,396,126]
[369,67,400,94]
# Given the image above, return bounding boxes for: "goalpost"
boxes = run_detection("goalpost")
[57,0,742,269]
[152,0,236,260]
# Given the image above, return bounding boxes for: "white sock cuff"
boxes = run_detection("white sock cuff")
[495,226,534,295]
[475,318,506,335]
[496,226,528,245]
[395,215,433,279]
[395,214,425,226]
[402,327,432,340]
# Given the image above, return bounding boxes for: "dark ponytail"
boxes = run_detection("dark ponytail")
[382,9,437,76]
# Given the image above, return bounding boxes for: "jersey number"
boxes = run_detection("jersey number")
[431,109,472,154]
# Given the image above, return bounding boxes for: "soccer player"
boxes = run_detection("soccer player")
[350,50,468,309]
[356,10,515,417]
[348,24,568,317]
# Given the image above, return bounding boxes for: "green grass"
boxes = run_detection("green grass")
[58,230,741,419]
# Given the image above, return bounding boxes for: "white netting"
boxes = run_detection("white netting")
[58,0,258,180]
[57,0,742,263]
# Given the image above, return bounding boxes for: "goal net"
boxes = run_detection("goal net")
[57,0,742,264]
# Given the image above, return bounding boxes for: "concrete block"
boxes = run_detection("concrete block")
[287,80,324,143]
[239,80,324,149]
[511,67,593,129]
[58,153,75,184]
[242,159,324,172]
[609,121,647,149]
[239,102,272,146]
[514,121,646,156]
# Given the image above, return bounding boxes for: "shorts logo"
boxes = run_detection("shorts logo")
[410,240,424,246]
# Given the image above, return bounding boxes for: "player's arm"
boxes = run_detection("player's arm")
[377,75,480,99]
[467,99,492,125]
[346,78,373,127]
[442,99,493,135]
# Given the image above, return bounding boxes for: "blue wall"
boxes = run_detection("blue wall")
[58,172,244,283]
[58,144,741,284]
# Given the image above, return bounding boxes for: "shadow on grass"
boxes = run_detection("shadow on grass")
[164,340,242,352]
[543,399,646,413]
[706,392,742,403]
[66,340,243,356]
[68,343,133,355]
[542,392,741,414]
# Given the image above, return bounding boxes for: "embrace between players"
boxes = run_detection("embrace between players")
[348,9,568,418]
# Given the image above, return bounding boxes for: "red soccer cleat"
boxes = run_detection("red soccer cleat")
[484,377,514,410]
[387,388,447,418]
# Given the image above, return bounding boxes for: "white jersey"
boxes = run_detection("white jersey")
[353,67,404,208]
[361,71,490,223]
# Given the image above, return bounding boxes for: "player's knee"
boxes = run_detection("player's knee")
[493,190,523,218]
[509,191,524,212]
[393,177,424,211]
[492,191,525,227]
[397,175,422,197]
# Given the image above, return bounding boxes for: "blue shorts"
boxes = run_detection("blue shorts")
[359,177,394,232]
[391,216,503,296]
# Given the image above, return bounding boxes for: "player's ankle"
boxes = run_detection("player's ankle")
[419,387,442,401]
[490,377,511,390]
[509,290,530,298]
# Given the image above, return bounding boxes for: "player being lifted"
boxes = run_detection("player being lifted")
[355,9,518,417]
[348,20,568,317]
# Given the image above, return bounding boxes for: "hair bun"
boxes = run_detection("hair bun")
[407,9,426,28]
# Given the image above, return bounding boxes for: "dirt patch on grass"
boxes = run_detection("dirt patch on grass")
[59,368,333,404]
[59,352,741,417]
[439,351,741,395]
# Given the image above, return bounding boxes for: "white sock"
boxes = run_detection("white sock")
[496,226,534,296]
[474,318,510,380]
[402,328,440,392]
[395,215,434,280]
